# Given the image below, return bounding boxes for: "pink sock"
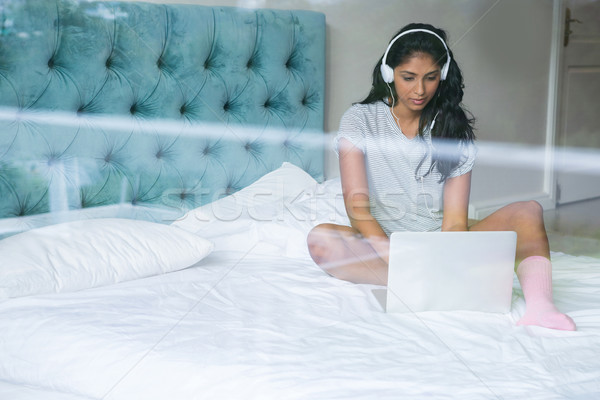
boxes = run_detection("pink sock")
[516,256,575,330]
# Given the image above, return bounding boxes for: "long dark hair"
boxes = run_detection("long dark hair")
[360,23,475,182]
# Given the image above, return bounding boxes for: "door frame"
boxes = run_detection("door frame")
[552,0,600,205]
[544,0,566,211]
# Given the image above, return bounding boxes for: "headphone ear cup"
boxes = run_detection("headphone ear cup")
[380,64,394,83]
[440,61,449,80]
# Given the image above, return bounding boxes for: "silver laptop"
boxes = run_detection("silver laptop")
[378,231,517,313]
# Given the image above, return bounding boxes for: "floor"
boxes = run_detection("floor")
[544,197,600,258]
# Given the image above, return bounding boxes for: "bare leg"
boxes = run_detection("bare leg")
[469,201,550,263]
[470,201,575,330]
[307,223,388,285]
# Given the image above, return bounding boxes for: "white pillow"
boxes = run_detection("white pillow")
[0,218,214,299]
[171,170,350,259]
[172,162,318,229]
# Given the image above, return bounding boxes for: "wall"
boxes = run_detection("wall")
[122,0,560,216]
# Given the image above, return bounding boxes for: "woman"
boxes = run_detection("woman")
[307,23,575,331]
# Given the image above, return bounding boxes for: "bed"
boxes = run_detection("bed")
[1,1,599,399]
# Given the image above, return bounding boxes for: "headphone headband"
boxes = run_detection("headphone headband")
[380,28,451,83]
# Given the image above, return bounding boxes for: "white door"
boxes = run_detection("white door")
[556,0,600,204]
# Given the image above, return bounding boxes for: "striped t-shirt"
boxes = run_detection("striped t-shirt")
[335,101,476,234]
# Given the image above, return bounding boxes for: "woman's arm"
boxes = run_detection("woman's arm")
[338,138,389,260]
[441,171,472,231]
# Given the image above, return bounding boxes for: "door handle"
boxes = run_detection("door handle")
[564,7,583,47]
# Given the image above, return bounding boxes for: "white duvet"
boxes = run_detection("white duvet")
[1,166,599,399]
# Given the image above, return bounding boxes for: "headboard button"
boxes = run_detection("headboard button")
[46,154,59,166]
[225,185,236,196]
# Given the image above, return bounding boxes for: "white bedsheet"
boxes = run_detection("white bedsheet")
[1,179,599,399]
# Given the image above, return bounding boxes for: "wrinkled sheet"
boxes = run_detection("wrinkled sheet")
[1,181,599,399]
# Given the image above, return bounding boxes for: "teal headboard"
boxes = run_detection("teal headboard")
[0,0,325,222]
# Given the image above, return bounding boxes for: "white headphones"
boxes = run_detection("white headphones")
[380,29,451,83]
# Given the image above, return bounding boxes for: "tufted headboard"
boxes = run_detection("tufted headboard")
[0,0,325,227]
